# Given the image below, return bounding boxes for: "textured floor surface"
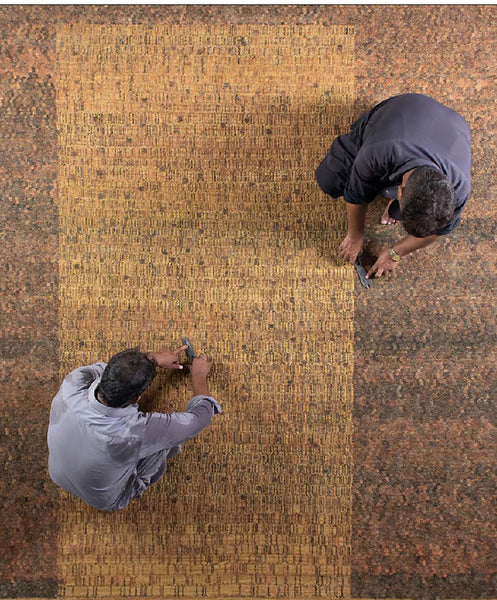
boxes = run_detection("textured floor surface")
[0,5,496,600]
[55,23,353,598]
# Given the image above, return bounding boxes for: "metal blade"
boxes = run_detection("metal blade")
[355,256,372,289]
[181,337,196,361]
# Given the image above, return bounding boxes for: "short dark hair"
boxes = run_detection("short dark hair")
[401,167,455,237]
[98,348,157,408]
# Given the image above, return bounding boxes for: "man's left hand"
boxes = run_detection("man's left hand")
[367,248,400,279]
[151,345,187,369]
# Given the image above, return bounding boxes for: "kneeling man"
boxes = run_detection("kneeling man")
[316,93,471,278]
[48,345,221,511]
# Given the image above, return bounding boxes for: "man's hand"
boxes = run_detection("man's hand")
[191,355,211,397]
[191,355,211,379]
[367,248,400,279]
[339,234,364,264]
[151,345,187,369]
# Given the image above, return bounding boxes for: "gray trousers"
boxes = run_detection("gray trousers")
[114,445,181,510]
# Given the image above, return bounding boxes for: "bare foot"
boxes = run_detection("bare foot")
[381,200,398,225]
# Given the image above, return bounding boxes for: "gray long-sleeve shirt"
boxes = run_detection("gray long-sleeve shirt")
[343,94,472,235]
[48,362,221,511]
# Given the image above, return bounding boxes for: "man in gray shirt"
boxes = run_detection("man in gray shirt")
[316,93,471,278]
[48,345,221,512]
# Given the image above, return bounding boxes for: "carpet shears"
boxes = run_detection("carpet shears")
[354,254,372,289]
[181,337,196,372]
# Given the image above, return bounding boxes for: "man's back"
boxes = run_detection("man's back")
[344,93,471,230]
[48,359,221,511]
[48,363,144,510]
[360,93,471,176]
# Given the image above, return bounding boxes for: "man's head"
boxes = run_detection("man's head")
[97,349,157,408]
[399,167,455,237]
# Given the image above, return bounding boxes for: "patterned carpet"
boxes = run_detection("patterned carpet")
[55,24,354,597]
[1,6,496,600]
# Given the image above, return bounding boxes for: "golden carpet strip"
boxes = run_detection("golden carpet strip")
[56,24,354,598]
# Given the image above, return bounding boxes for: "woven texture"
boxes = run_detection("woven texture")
[56,24,354,598]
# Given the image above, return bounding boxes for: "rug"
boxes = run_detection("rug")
[55,24,355,598]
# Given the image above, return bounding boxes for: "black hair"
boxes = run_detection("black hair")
[98,348,157,408]
[401,167,455,237]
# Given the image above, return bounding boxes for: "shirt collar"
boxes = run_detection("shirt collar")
[390,159,440,181]
[88,378,139,417]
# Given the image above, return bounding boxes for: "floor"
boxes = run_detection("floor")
[0,5,496,599]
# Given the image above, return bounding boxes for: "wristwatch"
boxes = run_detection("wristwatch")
[389,248,401,262]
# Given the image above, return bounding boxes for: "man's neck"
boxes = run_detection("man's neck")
[95,388,137,408]
[95,387,109,406]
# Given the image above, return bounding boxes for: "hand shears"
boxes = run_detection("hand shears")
[181,337,196,362]
[354,255,372,289]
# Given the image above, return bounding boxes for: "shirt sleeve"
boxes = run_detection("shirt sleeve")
[433,216,460,236]
[343,142,391,204]
[138,395,221,458]
[343,140,431,205]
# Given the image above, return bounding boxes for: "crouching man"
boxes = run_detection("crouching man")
[316,93,471,278]
[48,345,221,511]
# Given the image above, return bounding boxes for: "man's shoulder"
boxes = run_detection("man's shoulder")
[64,362,106,385]
[58,363,107,402]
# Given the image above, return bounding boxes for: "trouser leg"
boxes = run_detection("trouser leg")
[315,157,346,198]
[166,444,182,459]
[316,131,359,198]
[114,450,167,510]
[136,450,168,486]
[134,445,181,488]
[114,446,183,510]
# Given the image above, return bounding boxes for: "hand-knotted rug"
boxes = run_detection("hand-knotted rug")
[55,24,354,598]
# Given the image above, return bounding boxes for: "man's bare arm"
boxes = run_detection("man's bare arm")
[393,233,439,257]
[191,356,211,397]
[339,203,369,263]
[367,234,440,278]
[345,202,368,237]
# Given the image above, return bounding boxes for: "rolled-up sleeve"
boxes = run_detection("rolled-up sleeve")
[343,140,433,205]
[138,396,221,458]
[343,143,390,204]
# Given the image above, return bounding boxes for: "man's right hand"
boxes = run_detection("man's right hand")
[339,234,364,263]
[191,355,211,397]
[191,355,211,379]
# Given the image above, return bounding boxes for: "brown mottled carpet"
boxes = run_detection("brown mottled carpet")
[1,5,496,600]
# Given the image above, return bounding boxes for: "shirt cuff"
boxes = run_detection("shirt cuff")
[343,189,374,205]
[189,395,222,415]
